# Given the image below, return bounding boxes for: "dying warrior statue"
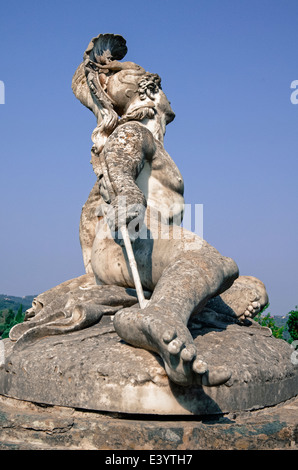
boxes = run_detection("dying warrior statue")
[11,34,268,388]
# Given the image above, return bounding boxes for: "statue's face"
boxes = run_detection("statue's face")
[155,90,175,125]
[106,68,144,116]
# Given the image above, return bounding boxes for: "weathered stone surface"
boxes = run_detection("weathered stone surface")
[9,273,149,350]
[71,33,270,388]
[0,394,297,450]
[1,310,297,415]
[2,33,296,430]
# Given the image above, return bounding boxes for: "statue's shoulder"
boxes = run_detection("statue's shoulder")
[113,121,152,137]
[108,121,155,155]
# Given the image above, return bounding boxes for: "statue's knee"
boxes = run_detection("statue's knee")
[223,256,239,281]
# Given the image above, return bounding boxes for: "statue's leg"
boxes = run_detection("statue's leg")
[208,275,269,322]
[113,229,239,387]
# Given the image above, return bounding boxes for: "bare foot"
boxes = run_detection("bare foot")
[113,305,231,387]
[219,275,269,322]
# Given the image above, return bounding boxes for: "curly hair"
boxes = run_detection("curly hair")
[138,73,162,100]
[72,34,162,154]
[118,72,161,125]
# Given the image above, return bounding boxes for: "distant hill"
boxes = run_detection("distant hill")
[0,294,35,314]
[272,315,289,328]
[271,314,291,341]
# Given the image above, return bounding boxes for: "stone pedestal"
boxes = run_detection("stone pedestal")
[1,312,297,416]
[0,394,297,450]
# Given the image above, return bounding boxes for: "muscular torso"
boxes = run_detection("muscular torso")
[102,121,185,224]
[80,121,185,273]
[136,137,184,223]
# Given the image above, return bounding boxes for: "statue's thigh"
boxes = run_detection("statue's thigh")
[134,226,205,287]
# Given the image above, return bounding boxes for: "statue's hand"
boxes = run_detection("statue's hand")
[125,203,146,242]
[106,196,146,241]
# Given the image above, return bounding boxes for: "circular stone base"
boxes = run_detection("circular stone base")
[0,394,298,450]
[0,315,297,415]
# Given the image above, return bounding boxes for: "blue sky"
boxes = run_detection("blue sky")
[0,0,297,316]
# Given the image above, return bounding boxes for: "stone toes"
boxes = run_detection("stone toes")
[162,327,176,344]
[193,358,208,374]
[202,366,232,386]
[239,300,262,321]
[167,337,184,355]
[180,344,196,362]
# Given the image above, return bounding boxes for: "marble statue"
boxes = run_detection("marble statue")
[4,34,298,417]
[10,33,268,388]
[71,33,269,387]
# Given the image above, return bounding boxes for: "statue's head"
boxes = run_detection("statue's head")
[110,71,175,127]
[72,34,175,151]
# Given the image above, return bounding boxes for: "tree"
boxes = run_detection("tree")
[15,304,25,323]
[0,304,25,339]
[287,307,298,343]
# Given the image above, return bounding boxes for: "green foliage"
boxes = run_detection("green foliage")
[254,305,285,339]
[287,307,298,343]
[0,304,25,339]
[254,304,298,343]
[15,304,25,323]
